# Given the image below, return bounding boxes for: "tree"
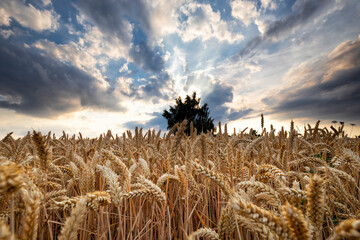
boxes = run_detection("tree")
[163,92,215,135]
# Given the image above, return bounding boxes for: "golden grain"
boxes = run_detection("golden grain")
[0,119,358,239]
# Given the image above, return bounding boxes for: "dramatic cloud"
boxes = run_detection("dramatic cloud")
[128,41,172,99]
[76,0,173,100]
[234,0,332,58]
[202,80,234,121]
[262,36,360,121]
[265,0,332,40]
[178,3,243,43]
[33,39,98,71]
[0,0,59,31]
[130,41,166,73]
[76,0,147,45]
[0,40,123,117]
[0,0,359,136]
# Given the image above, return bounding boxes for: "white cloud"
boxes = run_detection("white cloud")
[178,3,243,43]
[134,0,244,44]
[115,76,134,96]
[30,13,132,88]
[0,8,11,26]
[168,46,187,76]
[231,0,259,26]
[32,36,121,90]
[260,0,277,10]
[119,62,129,73]
[33,40,98,71]
[254,19,267,34]
[146,0,189,38]
[0,0,59,32]
[41,0,52,7]
[77,15,130,60]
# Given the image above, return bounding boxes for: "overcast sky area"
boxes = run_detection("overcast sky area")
[0,0,360,137]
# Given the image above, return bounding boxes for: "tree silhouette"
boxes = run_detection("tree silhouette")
[163,92,215,135]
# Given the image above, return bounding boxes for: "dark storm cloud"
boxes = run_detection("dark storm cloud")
[203,80,234,121]
[76,0,150,44]
[234,0,332,59]
[262,37,360,122]
[130,41,165,73]
[270,67,360,120]
[129,41,171,98]
[265,0,332,39]
[124,112,167,130]
[228,108,253,121]
[140,72,170,98]
[0,40,123,117]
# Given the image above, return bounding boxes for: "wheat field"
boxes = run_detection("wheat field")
[0,119,359,240]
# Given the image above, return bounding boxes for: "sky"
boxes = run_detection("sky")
[0,0,360,137]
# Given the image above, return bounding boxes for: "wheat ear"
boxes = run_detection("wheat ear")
[20,188,41,240]
[278,187,307,203]
[306,175,325,240]
[236,215,280,240]
[0,219,16,240]
[121,189,165,203]
[101,149,131,190]
[32,130,50,170]
[256,164,287,185]
[236,181,281,208]
[218,204,235,240]
[192,162,232,197]
[156,173,180,187]
[230,194,292,239]
[189,228,220,240]
[281,202,311,240]
[58,198,88,240]
[170,120,187,165]
[331,219,360,240]
[136,176,166,203]
[0,161,24,194]
[97,165,123,206]
[85,191,111,211]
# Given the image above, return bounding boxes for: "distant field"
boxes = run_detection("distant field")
[0,120,359,239]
